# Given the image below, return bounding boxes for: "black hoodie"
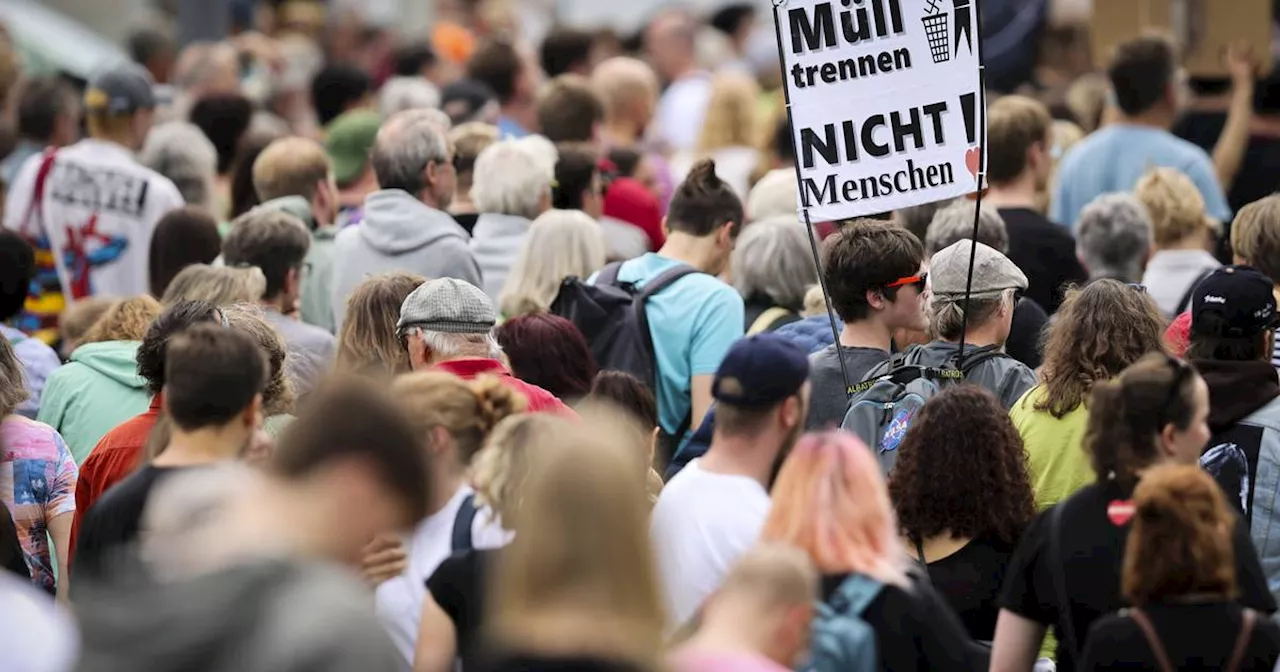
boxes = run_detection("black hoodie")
[1194,358,1280,520]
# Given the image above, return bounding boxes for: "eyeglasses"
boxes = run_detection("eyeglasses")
[1156,355,1193,429]
[886,272,928,291]
[1127,283,1148,294]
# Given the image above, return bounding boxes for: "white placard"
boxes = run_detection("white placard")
[775,0,985,220]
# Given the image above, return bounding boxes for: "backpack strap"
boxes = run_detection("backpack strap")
[595,261,626,287]
[1048,501,1081,659]
[1226,608,1258,672]
[19,149,57,240]
[747,306,794,335]
[1126,608,1175,672]
[828,573,883,616]
[451,493,478,553]
[1175,268,1214,316]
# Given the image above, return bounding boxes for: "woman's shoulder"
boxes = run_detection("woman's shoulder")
[1,415,67,458]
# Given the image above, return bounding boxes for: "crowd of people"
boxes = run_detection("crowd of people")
[6,1,1280,671]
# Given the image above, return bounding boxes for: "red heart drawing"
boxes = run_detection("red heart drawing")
[1107,500,1135,526]
[964,146,981,180]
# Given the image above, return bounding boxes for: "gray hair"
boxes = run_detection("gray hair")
[893,198,955,242]
[417,329,504,360]
[379,76,442,117]
[930,289,1013,341]
[925,202,1009,255]
[139,122,217,211]
[1076,193,1153,283]
[161,264,267,307]
[472,137,556,219]
[370,109,451,195]
[731,216,818,310]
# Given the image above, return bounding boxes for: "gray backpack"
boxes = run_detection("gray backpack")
[840,345,1004,475]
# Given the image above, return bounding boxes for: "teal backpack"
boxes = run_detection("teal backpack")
[801,573,883,672]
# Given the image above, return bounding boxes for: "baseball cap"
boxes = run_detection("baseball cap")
[1191,265,1280,338]
[929,240,1028,301]
[712,334,809,408]
[84,62,156,115]
[324,110,381,186]
[397,278,496,334]
[440,78,497,126]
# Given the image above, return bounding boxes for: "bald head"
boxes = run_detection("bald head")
[645,10,699,81]
[592,57,659,125]
[253,137,332,202]
[173,42,239,95]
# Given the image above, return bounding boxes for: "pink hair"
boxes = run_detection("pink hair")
[761,431,907,585]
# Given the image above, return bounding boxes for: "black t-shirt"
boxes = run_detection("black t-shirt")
[820,570,991,672]
[73,465,191,581]
[1007,297,1048,370]
[1173,111,1280,216]
[743,298,801,334]
[1079,602,1280,671]
[453,212,480,236]
[999,207,1087,315]
[427,549,493,671]
[999,479,1276,672]
[916,534,1017,642]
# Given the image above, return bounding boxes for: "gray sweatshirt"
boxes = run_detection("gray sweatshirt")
[330,190,482,331]
[470,212,532,302]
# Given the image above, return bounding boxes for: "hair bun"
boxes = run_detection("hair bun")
[684,159,721,192]
[470,375,528,434]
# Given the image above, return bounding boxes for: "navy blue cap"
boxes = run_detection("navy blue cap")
[712,334,810,407]
[1191,265,1280,339]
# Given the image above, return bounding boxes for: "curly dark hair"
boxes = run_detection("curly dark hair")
[1036,279,1166,418]
[135,300,221,395]
[889,385,1036,545]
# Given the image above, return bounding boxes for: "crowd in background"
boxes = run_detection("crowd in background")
[6,0,1280,671]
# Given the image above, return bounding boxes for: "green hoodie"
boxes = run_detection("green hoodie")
[36,341,151,463]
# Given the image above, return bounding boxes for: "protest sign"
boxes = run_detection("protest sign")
[774,0,985,221]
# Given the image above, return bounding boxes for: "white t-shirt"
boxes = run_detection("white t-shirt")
[0,572,78,672]
[656,73,712,153]
[2,138,185,301]
[650,459,771,627]
[376,486,511,669]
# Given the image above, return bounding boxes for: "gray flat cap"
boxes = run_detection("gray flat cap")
[397,277,496,334]
[930,239,1028,301]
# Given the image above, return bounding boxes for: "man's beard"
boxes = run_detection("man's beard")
[767,400,807,491]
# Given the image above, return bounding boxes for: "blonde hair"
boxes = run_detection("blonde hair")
[802,284,827,317]
[762,431,907,586]
[60,296,119,352]
[79,295,162,345]
[1134,168,1209,247]
[695,72,761,154]
[336,272,426,378]
[0,336,26,417]
[472,414,562,524]
[488,413,664,667]
[716,543,819,610]
[499,209,607,317]
[1232,195,1280,281]
[161,264,267,307]
[590,57,659,124]
[392,372,526,466]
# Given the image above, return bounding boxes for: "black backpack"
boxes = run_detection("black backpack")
[551,261,700,388]
[552,262,700,460]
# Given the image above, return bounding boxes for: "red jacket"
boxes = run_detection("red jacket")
[69,394,161,565]
[434,358,576,417]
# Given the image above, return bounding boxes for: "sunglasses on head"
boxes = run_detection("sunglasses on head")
[886,272,927,291]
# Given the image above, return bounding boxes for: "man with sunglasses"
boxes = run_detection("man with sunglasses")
[861,239,1037,411]
[805,220,931,430]
[1191,266,1280,595]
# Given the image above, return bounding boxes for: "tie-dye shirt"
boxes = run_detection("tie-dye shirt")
[0,415,77,593]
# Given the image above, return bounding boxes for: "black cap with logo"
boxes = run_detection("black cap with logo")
[1191,265,1280,338]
